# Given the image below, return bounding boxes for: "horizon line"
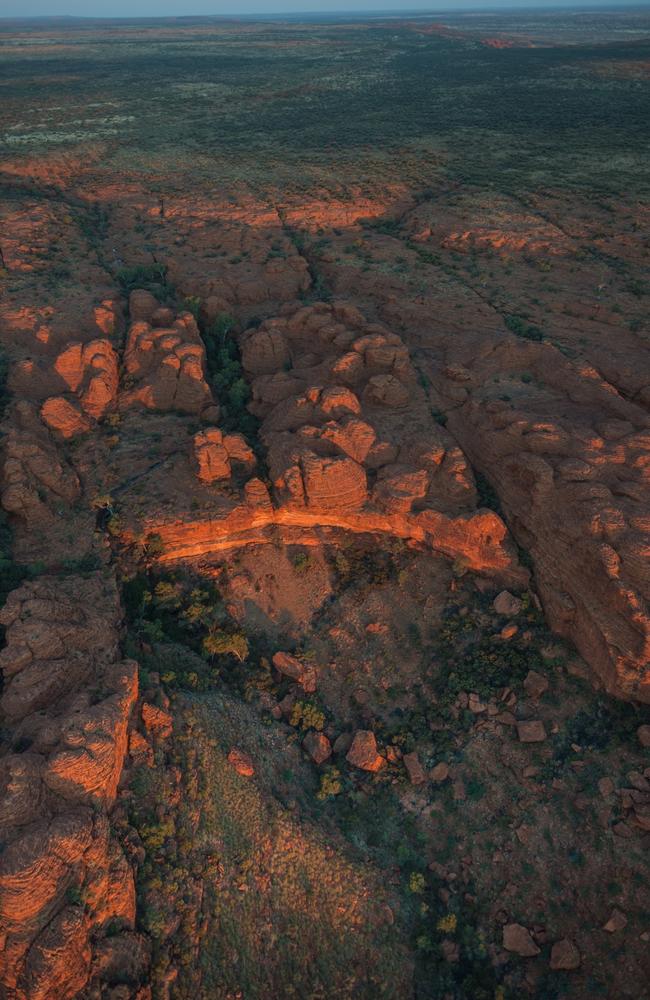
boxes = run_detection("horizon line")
[3,1,650,19]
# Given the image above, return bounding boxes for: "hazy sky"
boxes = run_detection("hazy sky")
[1,0,645,19]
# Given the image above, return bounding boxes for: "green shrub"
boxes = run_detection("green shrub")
[317,767,342,800]
[505,315,543,342]
[202,628,249,662]
[290,700,325,732]
[116,263,169,301]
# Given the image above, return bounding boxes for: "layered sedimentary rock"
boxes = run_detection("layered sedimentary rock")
[2,400,80,527]
[433,334,650,702]
[194,427,255,483]
[40,338,119,439]
[120,292,218,419]
[150,302,524,584]
[243,302,477,517]
[0,574,141,998]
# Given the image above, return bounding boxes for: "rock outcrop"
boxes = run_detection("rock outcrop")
[120,293,218,419]
[40,338,119,438]
[2,401,80,528]
[346,731,385,772]
[433,336,650,701]
[241,303,477,518]
[0,574,139,998]
[194,427,255,483]
[140,303,524,584]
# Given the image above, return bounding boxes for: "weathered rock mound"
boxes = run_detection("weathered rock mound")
[120,292,218,419]
[148,302,524,583]
[241,302,477,517]
[40,338,119,439]
[194,427,255,483]
[0,574,141,998]
[2,400,80,528]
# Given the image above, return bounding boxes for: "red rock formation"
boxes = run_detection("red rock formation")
[2,401,80,528]
[434,335,650,702]
[241,302,478,517]
[40,338,119,439]
[40,395,92,438]
[303,731,332,765]
[149,495,523,584]
[0,574,139,997]
[346,731,385,772]
[120,295,218,418]
[227,748,255,777]
[193,427,255,484]
[272,651,318,693]
[131,302,523,584]
[194,428,231,483]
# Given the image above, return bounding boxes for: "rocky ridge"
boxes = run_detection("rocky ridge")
[140,300,525,584]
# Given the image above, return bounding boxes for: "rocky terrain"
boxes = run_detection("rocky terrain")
[0,10,649,1000]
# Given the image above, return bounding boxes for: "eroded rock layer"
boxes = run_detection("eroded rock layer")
[0,574,142,999]
[120,301,217,420]
[144,301,524,585]
[431,335,650,702]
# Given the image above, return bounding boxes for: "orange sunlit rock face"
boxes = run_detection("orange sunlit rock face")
[0,575,140,996]
[120,298,218,418]
[119,297,525,584]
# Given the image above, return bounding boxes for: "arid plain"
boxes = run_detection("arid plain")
[0,9,649,1000]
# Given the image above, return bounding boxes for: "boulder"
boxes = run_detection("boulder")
[346,731,385,772]
[503,923,540,957]
[493,591,523,616]
[523,670,549,700]
[517,720,546,743]
[303,731,332,765]
[550,938,581,971]
[637,725,650,748]
[603,908,627,933]
[403,752,427,785]
[227,748,254,777]
[430,762,450,783]
[272,651,317,693]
